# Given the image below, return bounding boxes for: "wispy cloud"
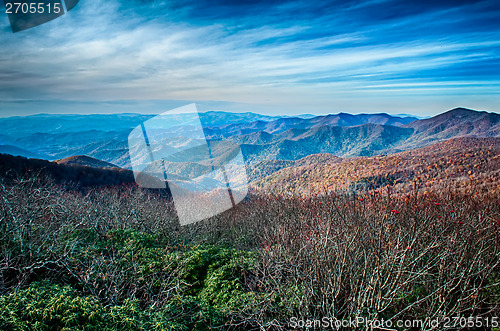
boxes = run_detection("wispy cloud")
[0,0,499,116]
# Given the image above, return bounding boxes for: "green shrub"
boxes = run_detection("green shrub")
[0,241,263,330]
[196,247,259,312]
[0,281,228,331]
[0,280,105,330]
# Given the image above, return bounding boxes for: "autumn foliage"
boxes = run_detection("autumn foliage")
[0,137,499,329]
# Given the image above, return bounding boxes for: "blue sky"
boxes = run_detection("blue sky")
[0,0,499,117]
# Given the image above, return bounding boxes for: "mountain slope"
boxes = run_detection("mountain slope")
[247,153,342,182]
[0,153,135,188]
[252,137,500,196]
[56,155,120,169]
[239,124,414,163]
[402,108,500,147]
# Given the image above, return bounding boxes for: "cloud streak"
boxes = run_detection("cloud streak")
[0,0,499,116]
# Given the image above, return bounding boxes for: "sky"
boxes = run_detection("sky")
[0,0,499,117]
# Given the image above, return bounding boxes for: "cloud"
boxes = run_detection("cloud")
[0,0,499,116]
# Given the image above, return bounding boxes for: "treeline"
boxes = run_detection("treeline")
[0,153,135,188]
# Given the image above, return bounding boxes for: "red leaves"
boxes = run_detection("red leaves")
[391,210,400,214]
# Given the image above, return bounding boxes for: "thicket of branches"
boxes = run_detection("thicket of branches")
[0,175,499,329]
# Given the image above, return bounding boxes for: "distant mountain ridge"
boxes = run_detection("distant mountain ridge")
[0,111,288,138]
[0,144,48,159]
[238,123,415,163]
[0,108,497,169]
[234,107,499,163]
[204,112,418,138]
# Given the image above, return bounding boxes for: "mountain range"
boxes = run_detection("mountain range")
[0,108,498,172]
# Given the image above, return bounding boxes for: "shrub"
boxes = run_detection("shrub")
[0,281,105,330]
[0,281,227,331]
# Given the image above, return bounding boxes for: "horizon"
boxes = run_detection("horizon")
[0,105,497,119]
